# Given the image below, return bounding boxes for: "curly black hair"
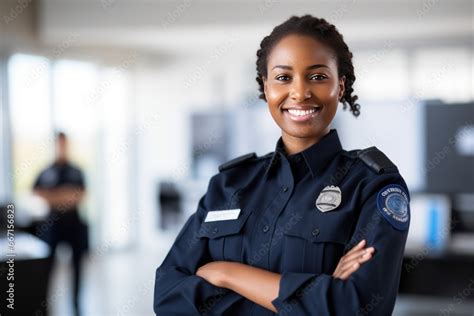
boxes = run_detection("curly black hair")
[256,15,360,117]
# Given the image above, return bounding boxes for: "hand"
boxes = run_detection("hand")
[332,239,375,280]
[196,261,229,288]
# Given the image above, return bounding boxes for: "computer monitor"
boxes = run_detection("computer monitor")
[425,101,474,194]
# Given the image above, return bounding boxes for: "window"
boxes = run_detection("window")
[353,49,409,101]
[413,47,472,102]
[8,54,134,250]
[8,54,52,195]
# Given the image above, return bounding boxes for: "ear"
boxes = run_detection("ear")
[338,76,346,102]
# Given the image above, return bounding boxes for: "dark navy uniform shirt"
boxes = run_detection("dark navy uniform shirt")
[34,161,85,212]
[33,161,89,253]
[153,129,410,316]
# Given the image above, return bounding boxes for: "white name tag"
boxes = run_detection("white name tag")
[204,209,241,222]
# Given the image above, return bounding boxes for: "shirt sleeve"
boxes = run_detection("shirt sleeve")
[71,168,85,189]
[271,172,410,315]
[33,168,50,190]
[153,176,243,315]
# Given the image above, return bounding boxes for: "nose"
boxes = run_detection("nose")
[290,78,311,101]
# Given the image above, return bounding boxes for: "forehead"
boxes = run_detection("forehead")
[267,34,337,69]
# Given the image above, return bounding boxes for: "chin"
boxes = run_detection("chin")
[283,126,325,139]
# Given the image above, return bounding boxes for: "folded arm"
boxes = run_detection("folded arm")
[197,239,374,313]
[34,186,85,209]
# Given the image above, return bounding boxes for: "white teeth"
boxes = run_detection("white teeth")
[288,108,317,116]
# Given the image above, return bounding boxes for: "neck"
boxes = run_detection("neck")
[282,129,330,155]
[56,158,67,165]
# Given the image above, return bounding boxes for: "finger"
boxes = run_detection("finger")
[332,264,344,279]
[332,264,342,278]
[335,262,359,280]
[338,262,360,280]
[342,247,375,264]
[332,243,368,277]
[336,247,373,271]
[332,258,347,278]
[333,242,372,278]
[345,240,366,255]
[340,251,373,272]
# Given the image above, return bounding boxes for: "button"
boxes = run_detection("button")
[262,225,269,233]
[283,186,289,192]
[212,228,219,234]
[311,228,320,236]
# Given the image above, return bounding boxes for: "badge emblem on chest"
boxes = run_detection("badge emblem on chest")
[316,185,342,212]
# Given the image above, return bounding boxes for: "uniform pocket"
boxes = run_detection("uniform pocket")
[198,209,253,262]
[282,211,354,274]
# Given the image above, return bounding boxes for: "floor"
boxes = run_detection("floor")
[49,231,175,316]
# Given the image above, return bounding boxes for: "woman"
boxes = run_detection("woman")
[154,15,410,316]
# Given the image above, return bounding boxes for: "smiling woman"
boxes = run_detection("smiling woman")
[256,16,360,155]
[263,35,345,153]
[153,15,410,316]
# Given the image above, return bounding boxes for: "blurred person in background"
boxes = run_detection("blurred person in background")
[33,131,88,316]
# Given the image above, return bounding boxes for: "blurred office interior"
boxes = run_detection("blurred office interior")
[0,0,473,315]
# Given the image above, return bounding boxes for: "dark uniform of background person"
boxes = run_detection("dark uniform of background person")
[154,15,410,315]
[33,132,88,316]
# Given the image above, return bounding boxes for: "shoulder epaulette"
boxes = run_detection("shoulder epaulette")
[218,153,257,172]
[357,146,398,174]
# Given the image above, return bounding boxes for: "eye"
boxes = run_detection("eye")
[309,74,327,81]
[275,74,290,81]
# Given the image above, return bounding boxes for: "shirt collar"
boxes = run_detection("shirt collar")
[263,129,343,179]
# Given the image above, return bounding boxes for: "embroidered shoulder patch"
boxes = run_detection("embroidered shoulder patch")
[376,184,410,230]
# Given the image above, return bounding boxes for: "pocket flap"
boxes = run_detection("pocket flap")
[198,209,252,239]
[283,211,353,244]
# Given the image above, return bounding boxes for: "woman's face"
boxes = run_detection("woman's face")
[263,34,345,142]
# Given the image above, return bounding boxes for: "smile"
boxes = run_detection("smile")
[288,108,317,116]
[283,106,322,122]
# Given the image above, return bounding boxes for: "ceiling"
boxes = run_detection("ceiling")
[36,0,474,57]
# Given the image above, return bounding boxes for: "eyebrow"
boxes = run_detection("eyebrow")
[271,64,329,71]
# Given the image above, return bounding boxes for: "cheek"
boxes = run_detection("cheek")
[328,84,340,99]
[328,82,339,101]
[266,83,287,107]
[318,82,340,102]
[314,84,339,120]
